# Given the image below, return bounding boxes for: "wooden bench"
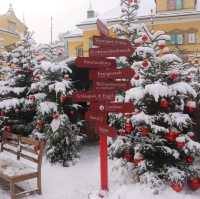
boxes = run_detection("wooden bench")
[0,134,44,199]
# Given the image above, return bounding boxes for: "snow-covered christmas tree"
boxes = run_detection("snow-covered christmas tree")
[109,0,200,193]
[30,54,83,166]
[0,31,37,137]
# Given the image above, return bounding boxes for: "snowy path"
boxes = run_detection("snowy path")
[1,144,200,199]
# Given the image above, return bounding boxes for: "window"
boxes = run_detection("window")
[76,48,83,57]
[89,37,93,48]
[177,34,183,44]
[8,21,16,32]
[170,33,184,44]
[168,0,183,10]
[188,33,196,44]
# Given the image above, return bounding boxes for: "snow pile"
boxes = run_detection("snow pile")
[0,98,22,110]
[38,101,57,115]
[0,86,26,95]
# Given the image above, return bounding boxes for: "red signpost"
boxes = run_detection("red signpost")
[72,91,116,102]
[93,36,132,48]
[75,57,116,69]
[90,102,134,113]
[93,81,131,91]
[89,47,135,58]
[97,19,109,37]
[90,68,135,80]
[74,19,135,194]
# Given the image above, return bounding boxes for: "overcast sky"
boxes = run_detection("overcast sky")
[0,0,154,44]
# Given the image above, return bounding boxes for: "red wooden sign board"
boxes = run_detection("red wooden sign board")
[98,125,117,138]
[89,46,135,58]
[93,81,131,91]
[90,68,135,80]
[85,111,106,124]
[72,91,115,102]
[75,57,116,69]
[90,102,134,113]
[93,36,132,48]
[97,19,109,37]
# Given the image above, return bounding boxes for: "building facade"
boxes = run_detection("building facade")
[64,0,200,62]
[0,4,27,52]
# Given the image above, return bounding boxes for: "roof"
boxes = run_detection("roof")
[63,29,83,39]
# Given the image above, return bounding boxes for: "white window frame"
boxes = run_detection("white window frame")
[188,32,196,44]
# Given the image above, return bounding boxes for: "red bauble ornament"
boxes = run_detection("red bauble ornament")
[176,137,186,148]
[170,182,183,192]
[135,42,141,47]
[187,132,195,140]
[159,44,165,49]
[185,156,193,164]
[36,120,44,128]
[186,101,196,113]
[166,130,180,142]
[142,34,148,42]
[64,74,69,80]
[4,126,12,133]
[52,113,60,120]
[118,129,126,136]
[169,72,179,81]
[133,152,144,165]
[138,127,150,136]
[188,178,200,191]
[186,75,192,82]
[29,95,36,102]
[160,98,169,109]
[142,59,149,68]
[134,74,140,80]
[125,119,133,134]
[124,151,132,162]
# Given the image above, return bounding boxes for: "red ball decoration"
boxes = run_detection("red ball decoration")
[0,111,5,116]
[135,42,141,47]
[176,138,186,148]
[160,98,169,109]
[188,177,200,191]
[29,95,36,102]
[52,113,60,120]
[118,129,126,136]
[142,34,148,42]
[169,72,179,81]
[187,132,195,140]
[124,151,132,162]
[159,43,165,49]
[36,120,44,128]
[187,75,192,82]
[134,74,140,80]
[4,126,12,133]
[170,182,183,192]
[142,59,149,68]
[138,127,150,136]
[64,74,69,80]
[166,130,180,142]
[133,152,144,165]
[186,101,196,113]
[185,156,193,164]
[125,119,133,134]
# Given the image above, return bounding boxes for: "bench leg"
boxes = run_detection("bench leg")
[37,175,42,195]
[10,182,16,199]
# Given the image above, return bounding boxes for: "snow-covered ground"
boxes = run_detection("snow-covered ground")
[1,144,200,199]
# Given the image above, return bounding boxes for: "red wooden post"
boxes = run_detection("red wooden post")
[100,134,108,191]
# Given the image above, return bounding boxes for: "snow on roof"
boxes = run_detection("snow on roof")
[64,29,83,39]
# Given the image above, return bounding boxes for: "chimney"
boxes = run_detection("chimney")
[87,1,95,18]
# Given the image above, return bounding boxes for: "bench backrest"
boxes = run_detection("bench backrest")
[1,133,44,172]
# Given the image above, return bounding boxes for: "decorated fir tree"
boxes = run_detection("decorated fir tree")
[0,31,36,137]
[109,0,200,193]
[30,59,83,166]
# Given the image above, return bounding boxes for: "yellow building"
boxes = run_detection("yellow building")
[0,4,27,52]
[64,0,200,62]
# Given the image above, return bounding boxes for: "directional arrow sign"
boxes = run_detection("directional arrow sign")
[89,47,135,58]
[90,68,135,80]
[93,81,131,91]
[72,91,115,102]
[97,19,109,37]
[75,57,116,69]
[90,102,134,113]
[85,111,106,124]
[97,125,117,138]
[93,36,132,48]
